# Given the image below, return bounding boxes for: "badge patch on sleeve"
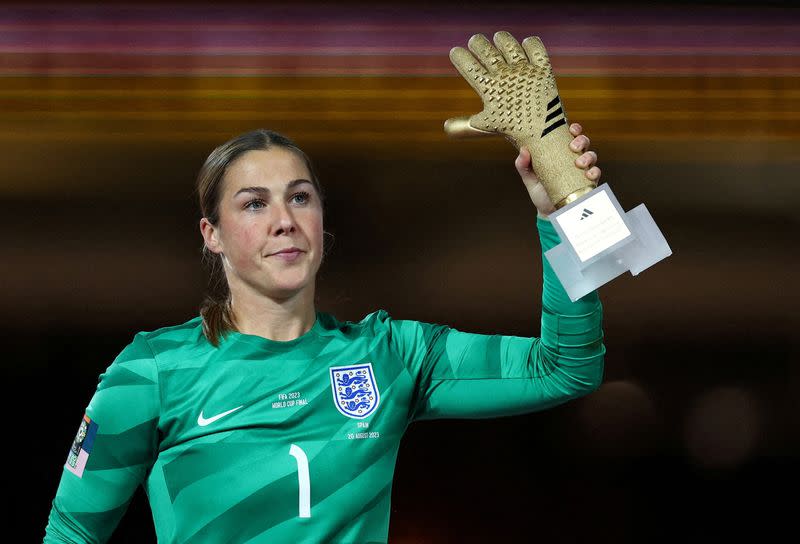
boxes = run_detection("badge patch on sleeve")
[65,414,98,478]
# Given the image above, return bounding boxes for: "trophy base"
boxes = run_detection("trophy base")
[544,184,672,302]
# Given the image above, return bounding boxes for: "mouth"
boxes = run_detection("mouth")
[268,247,305,259]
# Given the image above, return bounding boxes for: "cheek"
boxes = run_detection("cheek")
[307,215,324,253]
[222,223,259,261]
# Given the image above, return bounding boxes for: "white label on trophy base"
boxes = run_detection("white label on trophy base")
[553,190,631,262]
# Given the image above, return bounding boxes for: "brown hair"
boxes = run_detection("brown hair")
[196,129,323,346]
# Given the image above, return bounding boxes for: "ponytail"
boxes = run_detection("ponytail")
[200,297,235,347]
[199,248,236,346]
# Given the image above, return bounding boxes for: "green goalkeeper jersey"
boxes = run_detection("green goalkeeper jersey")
[44,218,604,543]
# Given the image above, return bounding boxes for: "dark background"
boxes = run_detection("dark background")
[2,1,798,542]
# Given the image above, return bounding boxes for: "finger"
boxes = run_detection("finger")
[569,134,591,153]
[444,116,493,139]
[575,150,598,169]
[585,166,601,183]
[493,31,529,65]
[449,46,491,95]
[515,147,540,183]
[514,147,532,174]
[569,122,583,136]
[521,36,551,71]
[468,33,507,73]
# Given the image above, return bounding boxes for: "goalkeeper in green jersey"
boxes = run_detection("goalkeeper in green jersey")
[44,34,605,544]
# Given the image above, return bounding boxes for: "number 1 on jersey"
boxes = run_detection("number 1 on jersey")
[289,444,311,518]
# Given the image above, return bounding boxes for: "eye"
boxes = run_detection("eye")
[290,191,311,205]
[244,198,266,211]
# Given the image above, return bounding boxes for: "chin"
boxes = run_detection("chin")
[267,278,315,300]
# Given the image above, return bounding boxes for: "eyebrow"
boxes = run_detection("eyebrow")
[233,179,312,197]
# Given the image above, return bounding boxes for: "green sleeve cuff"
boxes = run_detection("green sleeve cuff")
[536,214,601,314]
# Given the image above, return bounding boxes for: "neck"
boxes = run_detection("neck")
[229,285,317,342]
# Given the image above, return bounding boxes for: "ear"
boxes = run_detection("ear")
[200,217,223,254]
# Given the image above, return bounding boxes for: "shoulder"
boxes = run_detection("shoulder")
[314,309,399,341]
[94,318,201,392]
[136,316,204,345]
[115,316,207,365]
[317,309,446,345]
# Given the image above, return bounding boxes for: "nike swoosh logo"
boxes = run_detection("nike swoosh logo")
[197,405,244,427]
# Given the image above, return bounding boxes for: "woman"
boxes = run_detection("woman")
[44,124,604,543]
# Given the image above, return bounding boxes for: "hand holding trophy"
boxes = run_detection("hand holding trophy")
[445,31,595,210]
[445,31,672,301]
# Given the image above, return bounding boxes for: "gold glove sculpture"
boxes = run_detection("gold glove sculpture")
[445,31,595,209]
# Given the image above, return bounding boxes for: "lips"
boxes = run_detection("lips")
[272,247,303,256]
[268,247,305,259]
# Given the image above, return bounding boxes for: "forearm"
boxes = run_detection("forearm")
[44,500,108,544]
[411,219,604,420]
[536,215,605,393]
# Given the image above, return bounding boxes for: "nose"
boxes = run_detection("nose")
[272,203,296,236]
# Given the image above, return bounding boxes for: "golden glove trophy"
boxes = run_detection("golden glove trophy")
[445,31,672,300]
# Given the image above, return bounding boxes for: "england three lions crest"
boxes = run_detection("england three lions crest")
[330,363,380,419]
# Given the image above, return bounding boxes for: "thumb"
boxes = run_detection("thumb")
[443,116,493,139]
[514,147,539,184]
